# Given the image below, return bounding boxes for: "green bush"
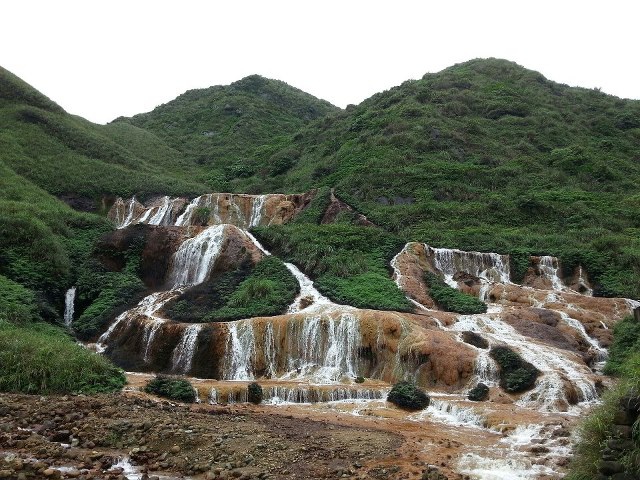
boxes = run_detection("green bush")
[387,381,430,410]
[0,320,125,394]
[468,383,489,401]
[489,346,539,393]
[144,375,197,403]
[248,382,263,404]
[425,272,487,314]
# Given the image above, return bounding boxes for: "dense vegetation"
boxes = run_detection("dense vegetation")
[144,375,197,403]
[0,320,125,394]
[424,272,487,314]
[252,223,412,311]
[568,316,640,479]
[165,256,299,322]
[387,381,430,410]
[489,346,540,393]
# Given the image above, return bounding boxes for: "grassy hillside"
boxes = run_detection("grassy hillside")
[256,59,640,298]
[116,74,339,192]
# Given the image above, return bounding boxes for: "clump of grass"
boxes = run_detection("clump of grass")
[0,320,125,394]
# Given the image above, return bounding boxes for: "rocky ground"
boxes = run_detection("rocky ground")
[0,391,459,480]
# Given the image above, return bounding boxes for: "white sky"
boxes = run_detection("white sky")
[2,0,639,124]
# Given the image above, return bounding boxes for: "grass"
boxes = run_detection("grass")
[424,271,487,314]
[568,316,640,478]
[0,320,125,394]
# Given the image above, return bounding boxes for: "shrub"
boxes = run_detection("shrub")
[387,381,430,410]
[144,375,197,403]
[489,346,539,393]
[247,382,263,404]
[468,383,490,401]
[355,376,365,384]
[0,320,125,394]
[425,272,487,314]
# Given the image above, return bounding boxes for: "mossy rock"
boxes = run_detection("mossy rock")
[387,381,430,410]
[468,383,490,401]
[489,346,539,393]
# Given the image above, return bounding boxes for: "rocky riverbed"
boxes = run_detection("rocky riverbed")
[0,391,461,480]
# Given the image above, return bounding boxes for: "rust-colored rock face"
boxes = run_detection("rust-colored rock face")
[108,192,314,229]
[96,224,187,288]
[321,189,375,227]
[391,243,436,308]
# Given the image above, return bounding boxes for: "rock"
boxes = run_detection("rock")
[170,445,181,454]
[462,331,488,349]
[598,461,625,475]
[613,409,636,426]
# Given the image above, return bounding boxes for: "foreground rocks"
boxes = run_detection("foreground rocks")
[0,392,454,480]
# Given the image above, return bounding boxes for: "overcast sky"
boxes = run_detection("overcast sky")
[3,0,639,124]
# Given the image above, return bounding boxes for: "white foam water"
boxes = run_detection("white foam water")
[168,225,226,287]
[64,287,76,327]
[171,324,203,374]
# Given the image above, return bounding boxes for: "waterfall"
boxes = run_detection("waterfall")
[146,196,173,225]
[265,386,386,404]
[577,266,593,296]
[171,324,203,374]
[168,225,226,288]
[283,313,361,382]
[118,197,137,229]
[428,245,511,287]
[450,313,598,411]
[224,320,256,380]
[410,399,486,428]
[264,322,277,377]
[285,263,333,313]
[248,195,266,227]
[473,350,500,386]
[64,287,76,327]
[209,388,218,404]
[538,256,565,291]
[557,311,607,363]
[142,319,163,363]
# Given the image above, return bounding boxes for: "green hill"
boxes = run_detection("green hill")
[1,58,639,326]
[258,59,640,298]
[115,74,339,192]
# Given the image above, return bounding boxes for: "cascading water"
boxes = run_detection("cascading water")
[224,320,257,380]
[538,256,566,291]
[168,225,226,288]
[427,245,511,287]
[558,310,607,363]
[411,398,486,428]
[64,287,76,327]
[285,263,334,313]
[171,324,203,374]
[248,194,266,227]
